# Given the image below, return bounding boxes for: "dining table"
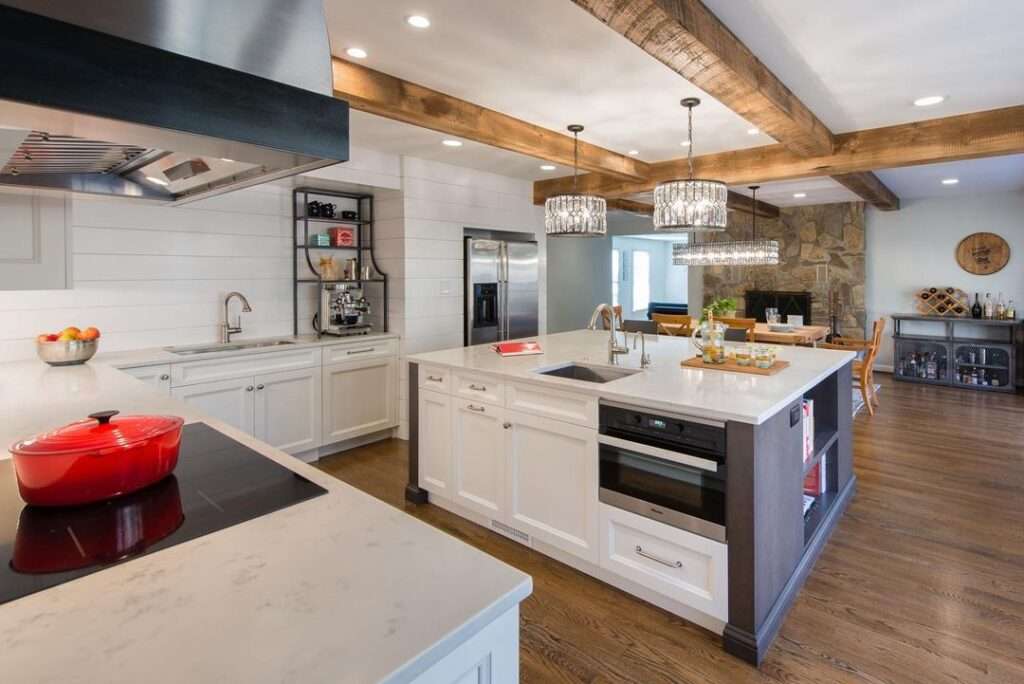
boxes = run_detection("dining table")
[658,322,831,346]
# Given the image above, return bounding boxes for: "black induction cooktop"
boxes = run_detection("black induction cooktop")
[0,422,327,606]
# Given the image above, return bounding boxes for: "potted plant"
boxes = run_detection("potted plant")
[702,297,738,321]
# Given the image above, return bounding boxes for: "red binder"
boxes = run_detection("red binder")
[492,341,543,356]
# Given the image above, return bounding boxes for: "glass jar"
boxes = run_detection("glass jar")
[755,346,774,369]
[692,319,727,364]
[735,345,753,367]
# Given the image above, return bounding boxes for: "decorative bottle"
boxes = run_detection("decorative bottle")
[996,293,1006,320]
[983,293,994,319]
[1007,299,1016,321]
[971,293,982,319]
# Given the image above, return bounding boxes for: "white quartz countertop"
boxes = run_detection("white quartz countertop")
[97,332,400,368]
[0,359,531,683]
[408,330,855,425]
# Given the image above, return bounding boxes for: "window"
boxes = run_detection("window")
[611,249,621,307]
[632,250,650,313]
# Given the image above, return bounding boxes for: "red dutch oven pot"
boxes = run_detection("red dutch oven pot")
[9,410,184,506]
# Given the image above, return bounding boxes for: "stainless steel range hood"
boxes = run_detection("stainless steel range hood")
[0,1,349,205]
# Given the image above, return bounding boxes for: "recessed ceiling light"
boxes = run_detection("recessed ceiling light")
[628,150,640,156]
[680,141,691,147]
[145,176,168,186]
[914,95,945,107]
[345,47,368,59]
[407,15,431,28]
[941,178,959,185]
[793,192,807,198]
[747,127,759,135]
[540,164,557,171]
[441,139,462,147]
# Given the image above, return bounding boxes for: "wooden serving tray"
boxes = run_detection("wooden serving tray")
[681,356,790,376]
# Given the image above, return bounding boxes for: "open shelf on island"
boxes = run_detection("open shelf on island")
[294,244,371,251]
[296,278,386,284]
[804,490,838,546]
[803,427,837,478]
[295,215,371,226]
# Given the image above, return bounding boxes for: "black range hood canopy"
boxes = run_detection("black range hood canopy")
[0,1,349,205]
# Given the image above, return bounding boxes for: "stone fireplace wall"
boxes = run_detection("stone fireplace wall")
[702,202,866,336]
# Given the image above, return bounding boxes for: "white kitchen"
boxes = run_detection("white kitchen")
[1,2,1022,683]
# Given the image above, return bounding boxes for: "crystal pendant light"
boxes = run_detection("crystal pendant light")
[545,125,607,237]
[673,185,780,266]
[653,98,728,233]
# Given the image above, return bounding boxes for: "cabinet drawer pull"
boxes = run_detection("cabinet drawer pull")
[503,422,512,429]
[468,383,487,392]
[346,348,375,355]
[256,384,265,390]
[246,385,254,392]
[159,374,170,381]
[635,545,683,569]
[426,375,444,382]
[467,404,486,413]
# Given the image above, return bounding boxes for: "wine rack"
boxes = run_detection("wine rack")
[914,287,969,317]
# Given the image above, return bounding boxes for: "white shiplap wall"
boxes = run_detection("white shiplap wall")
[385,157,547,439]
[0,149,548,442]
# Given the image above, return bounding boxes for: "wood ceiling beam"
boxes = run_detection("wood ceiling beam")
[571,0,835,157]
[608,190,779,219]
[830,172,900,211]
[332,57,649,182]
[534,105,1024,203]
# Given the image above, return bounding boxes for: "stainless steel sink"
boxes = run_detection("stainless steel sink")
[166,340,297,356]
[536,363,640,383]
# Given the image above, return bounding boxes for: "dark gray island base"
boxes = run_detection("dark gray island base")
[406,359,855,666]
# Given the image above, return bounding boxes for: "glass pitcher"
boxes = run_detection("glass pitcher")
[692,316,728,364]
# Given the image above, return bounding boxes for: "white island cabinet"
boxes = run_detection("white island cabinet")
[407,329,858,664]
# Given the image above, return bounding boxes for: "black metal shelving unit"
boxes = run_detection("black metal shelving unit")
[292,187,388,337]
[892,314,1019,392]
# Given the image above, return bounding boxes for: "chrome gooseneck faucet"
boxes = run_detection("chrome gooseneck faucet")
[222,291,252,343]
[587,303,629,364]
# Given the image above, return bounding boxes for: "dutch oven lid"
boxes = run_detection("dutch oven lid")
[10,411,184,457]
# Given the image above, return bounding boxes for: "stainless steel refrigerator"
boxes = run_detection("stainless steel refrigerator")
[465,238,539,345]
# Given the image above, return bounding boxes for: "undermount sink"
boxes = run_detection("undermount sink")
[536,363,640,384]
[166,340,297,356]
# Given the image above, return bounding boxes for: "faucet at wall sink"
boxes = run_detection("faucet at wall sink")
[221,291,252,343]
[587,303,629,365]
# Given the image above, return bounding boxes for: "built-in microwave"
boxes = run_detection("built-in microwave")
[598,404,726,543]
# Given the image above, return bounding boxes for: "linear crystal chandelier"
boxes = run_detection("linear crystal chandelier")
[673,186,780,266]
[545,124,607,237]
[653,98,728,233]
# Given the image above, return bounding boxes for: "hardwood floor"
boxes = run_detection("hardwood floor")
[316,375,1024,683]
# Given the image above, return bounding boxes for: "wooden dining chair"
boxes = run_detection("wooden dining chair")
[717,317,757,342]
[600,305,623,331]
[651,313,692,336]
[821,318,886,415]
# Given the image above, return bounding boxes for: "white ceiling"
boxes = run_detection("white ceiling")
[324,0,771,162]
[875,155,1024,200]
[701,0,1024,132]
[630,177,862,208]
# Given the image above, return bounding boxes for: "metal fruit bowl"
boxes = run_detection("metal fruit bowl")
[36,339,98,366]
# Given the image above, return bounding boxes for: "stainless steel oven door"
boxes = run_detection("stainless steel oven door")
[598,435,726,543]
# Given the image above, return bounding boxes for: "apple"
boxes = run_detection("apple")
[57,332,77,342]
[37,334,51,344]
[60,326,81,340]
[80,327,101,341]
[46,334,59,342]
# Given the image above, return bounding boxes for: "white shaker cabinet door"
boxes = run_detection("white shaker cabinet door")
[322,356,398,444]
[254,367,322,454]
[121,364,172,394]
[451,399,507,520]
[418,389,453,500]
[505,409,599,563]
[171,376,255,436]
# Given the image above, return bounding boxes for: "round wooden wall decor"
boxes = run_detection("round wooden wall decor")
[956,232,1010,275]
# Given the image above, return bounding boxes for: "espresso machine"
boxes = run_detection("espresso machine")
[319,283,372,336]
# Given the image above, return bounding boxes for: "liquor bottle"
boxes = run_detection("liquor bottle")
[996,292,1006,320]
[983,293,994,319]
[1007,299,1016,320]
[972,293,982,319]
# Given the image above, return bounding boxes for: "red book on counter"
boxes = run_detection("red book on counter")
[493,341,543,356]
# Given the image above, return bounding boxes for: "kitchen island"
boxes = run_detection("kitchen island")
[0,359,531,683]
[406,329,855,665]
